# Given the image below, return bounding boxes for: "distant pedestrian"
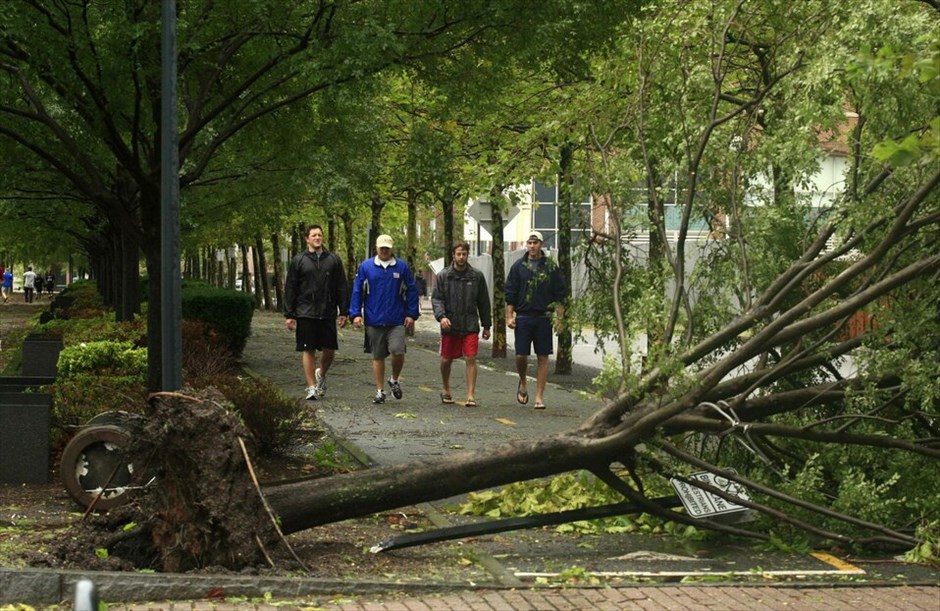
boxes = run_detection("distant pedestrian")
[23,266,37,303]
[34,273,44,298]
[505,231,566,410]
[45,271,56,297]
[283,224,349,401]
[0,267,9,303]
[349,234,420,404]
[431,241,491,407]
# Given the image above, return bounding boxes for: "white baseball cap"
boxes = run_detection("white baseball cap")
[376,234,394,249]
[527,230,543,243]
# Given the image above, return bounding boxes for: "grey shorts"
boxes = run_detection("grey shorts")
[366,325,407,360]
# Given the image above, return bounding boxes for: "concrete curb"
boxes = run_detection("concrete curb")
[0,567,497,605]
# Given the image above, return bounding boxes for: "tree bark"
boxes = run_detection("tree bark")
[264,430,621,534]
[555,142,574,375]
[271,232,284,311]
[489,187,508,358]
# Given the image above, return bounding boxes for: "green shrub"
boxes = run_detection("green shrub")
[181,285,255,355]
[57,340,147,380]
[139,276,254,354]
[36,313,146,346]
[207,374,303,456]
[49,280,109,319]
[49,373,148,438]
[181,319,237,382]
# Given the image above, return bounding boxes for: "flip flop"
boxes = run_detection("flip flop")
[516,383,528,405]
[533,401,545,410]
[465,399,477,407]
[440,392,455,404]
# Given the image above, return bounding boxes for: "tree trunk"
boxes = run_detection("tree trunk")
[264,430,620,534]
[240,244,251,295]
[341,210,356,288]
[251,242,263,310]
[439,186,459,268]
[271,232,284,312]
[490,187,508,358]
[555,142,574,375]
[369,193,384,258]
[406,188,418,271]
[255,234,272,311]
[645,163,667,370]
[227,249,237,289]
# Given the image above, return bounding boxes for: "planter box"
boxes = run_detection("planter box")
[0,392,53,484]
[21,335,63,378]
[0,376,56,393]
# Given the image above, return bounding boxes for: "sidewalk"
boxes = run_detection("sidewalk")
[111,584,940,610]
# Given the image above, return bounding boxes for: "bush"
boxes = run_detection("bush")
[49,373,148,438]
[181,285,255,355]
[207,374,303,456]
[48,280,109,319]
[36,313,146,346]
[57,340,147,380]
[182,319,237,383]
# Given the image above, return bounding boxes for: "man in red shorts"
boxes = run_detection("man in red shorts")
[431,241,492,407]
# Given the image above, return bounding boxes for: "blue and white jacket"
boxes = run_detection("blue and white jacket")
[348,256,420,326]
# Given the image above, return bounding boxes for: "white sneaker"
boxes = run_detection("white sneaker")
[314,368,327,396]
[387,378,403,400]
[305,385,318,401]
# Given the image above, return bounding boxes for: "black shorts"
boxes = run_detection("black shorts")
[514,316,553,356]
[295,318,339,352]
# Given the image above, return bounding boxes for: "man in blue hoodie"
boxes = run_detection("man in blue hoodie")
[349,234,420,403]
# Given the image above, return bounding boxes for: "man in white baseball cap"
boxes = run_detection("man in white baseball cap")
[349,234,421,403]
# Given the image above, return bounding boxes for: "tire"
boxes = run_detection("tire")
[60,424,136,510]
[85,410,145,433]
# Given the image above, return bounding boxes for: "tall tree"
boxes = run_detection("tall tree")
[1,0,595,389]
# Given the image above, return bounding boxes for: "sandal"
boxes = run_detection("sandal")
[533,401,545,410]
[440,392,455,405]
[465,399,477,407]
[516,383,528,405]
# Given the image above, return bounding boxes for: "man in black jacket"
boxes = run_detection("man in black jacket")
[284,224,349,400]
[431,241,491,407]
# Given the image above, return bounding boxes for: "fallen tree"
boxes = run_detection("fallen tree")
[126,165,937,571]
[265,168,939,540]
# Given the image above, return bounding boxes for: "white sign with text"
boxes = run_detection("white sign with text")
[670,470,751,518]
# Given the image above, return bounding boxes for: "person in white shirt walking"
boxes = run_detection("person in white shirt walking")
[22,267,37,303]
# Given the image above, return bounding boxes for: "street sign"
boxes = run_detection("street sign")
[670,470,751,518]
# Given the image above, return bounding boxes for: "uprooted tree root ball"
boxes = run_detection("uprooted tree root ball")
[129,387,278,572]
[20,388,280,573]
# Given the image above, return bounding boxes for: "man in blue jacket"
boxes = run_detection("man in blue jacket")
[505,231,566,410]
[284,224,349,400]
[349,234,420,404]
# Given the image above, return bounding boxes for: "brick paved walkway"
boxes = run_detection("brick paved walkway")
[114,585,939,611]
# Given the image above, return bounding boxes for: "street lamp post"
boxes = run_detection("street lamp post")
[160,0,182,391]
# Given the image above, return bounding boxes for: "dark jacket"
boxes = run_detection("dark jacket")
[505,253,566,316]
[431,264,492,335]
[284,249,348,320]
